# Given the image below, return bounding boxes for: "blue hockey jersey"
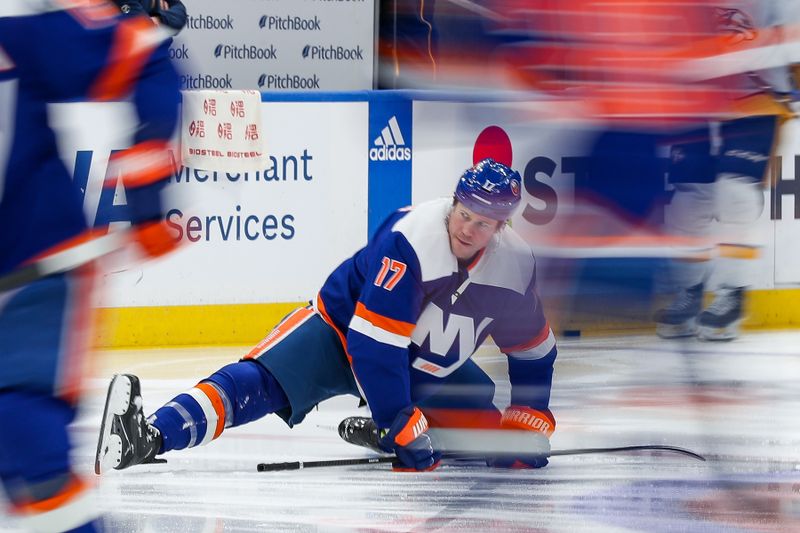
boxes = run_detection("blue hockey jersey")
[0,0,180,277]
[316,198,557,427]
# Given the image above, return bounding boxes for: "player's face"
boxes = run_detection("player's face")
[447,202,502,260]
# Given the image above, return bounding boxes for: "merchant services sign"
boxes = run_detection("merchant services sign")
[169,0,375,91]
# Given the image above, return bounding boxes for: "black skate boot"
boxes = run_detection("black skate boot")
[697,286,744,341]
[338,416,386,453]
[95,374,164,474]
[654,283,704,338]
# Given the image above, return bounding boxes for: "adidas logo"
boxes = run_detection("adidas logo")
[369,116,412,162]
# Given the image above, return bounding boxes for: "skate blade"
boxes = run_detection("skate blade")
[656,319,697,339]
[97,434,124,474]
[94,375,132,475]
[697,319,742,341]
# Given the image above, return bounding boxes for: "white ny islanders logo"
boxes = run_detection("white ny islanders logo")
[411,303,493,377]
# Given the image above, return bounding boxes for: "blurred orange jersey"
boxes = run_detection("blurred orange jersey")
[432,1,794,121]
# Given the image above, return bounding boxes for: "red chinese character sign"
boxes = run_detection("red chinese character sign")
[181,90,266,171]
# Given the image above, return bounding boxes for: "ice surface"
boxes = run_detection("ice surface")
[2,332,799,532]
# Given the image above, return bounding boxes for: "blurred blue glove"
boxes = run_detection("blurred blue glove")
[379,406,441,472]
[487,406,555,469]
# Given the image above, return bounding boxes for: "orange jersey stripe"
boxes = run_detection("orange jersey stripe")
[15,475,87,514]
[242,307,314,359]
[107,140,176,188]
[89,17,157,101]
[423,408,502,430]
[419,362,442,374]
[353,302,415,337]
[195,383,226,439]
[27,228,108,264]
[315,296,346,346]
[315,294,353,364]
[492,2,789,118]
[502,322,552,353]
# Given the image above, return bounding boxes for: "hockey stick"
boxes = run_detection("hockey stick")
[256,444,705,472]
[0,231,128,293]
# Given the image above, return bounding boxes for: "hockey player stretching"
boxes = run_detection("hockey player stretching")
[96,159,558,473]
[0,1,180,531]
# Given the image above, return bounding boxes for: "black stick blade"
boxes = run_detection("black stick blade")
[549,445,706,461]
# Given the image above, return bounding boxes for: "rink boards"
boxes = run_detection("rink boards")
[50,92,800,346]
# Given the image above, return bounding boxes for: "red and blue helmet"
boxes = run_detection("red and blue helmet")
[454,158,522,221]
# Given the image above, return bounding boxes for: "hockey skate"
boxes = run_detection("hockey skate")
[654,283,704,338]
[697,286,744,341]
[95,374,164,474]
[338,416,386,453]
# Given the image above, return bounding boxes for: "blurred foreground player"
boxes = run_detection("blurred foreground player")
[655,1,799,340]
[0,1,180,531]
[96,159,558,473]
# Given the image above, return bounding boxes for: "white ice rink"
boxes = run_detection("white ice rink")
[3,331,799,532]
